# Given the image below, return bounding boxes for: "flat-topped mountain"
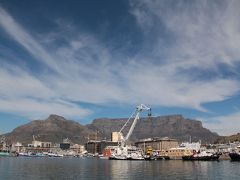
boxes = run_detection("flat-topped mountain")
[2,114,219,144]
[87,115,219,144]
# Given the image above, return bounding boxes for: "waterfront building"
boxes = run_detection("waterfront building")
[166,142,201,159]
[60,143,70,150]
[135,137,178,153]
[27,139,52,153]
[10,142,23,153]
[85,140,118,154]
[60,138,71,150]
[71,144,86,154]
[111,132,122,142]
[28,140,51,148]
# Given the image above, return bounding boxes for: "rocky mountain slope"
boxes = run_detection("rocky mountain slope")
[215,133,240,144]
[2,114,219,144]
[3,115,94,145]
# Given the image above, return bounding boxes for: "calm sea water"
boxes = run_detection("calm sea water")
[0,157,239,180]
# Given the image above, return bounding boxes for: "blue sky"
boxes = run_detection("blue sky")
[0,0,240,135]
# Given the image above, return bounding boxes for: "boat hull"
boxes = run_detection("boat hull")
[109,156,127,160]
[0,152,10,157]
[144,156,170,161]
[182,155,219,161]
[229,152,240,161]
[109,155,144,160]
[127,157,144,160]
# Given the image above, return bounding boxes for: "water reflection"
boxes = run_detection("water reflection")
[0,158,240,179]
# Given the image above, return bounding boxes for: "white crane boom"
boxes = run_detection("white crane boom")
[119,104,151,147]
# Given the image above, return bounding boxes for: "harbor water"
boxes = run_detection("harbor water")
[0,157,240,180]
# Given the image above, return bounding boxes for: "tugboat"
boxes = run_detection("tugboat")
[182,150,220,161]
[229,146,240,161]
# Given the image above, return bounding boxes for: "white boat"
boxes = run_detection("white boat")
[182,150,220,161]
[109,145,144,160]
[128,152,145,160]
[109,154,127,160]
[48,153,64,157]
[98,154,109,159]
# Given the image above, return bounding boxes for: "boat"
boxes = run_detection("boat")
[182,151,220,161]
[18,152,42,157]
[48,153,64,157]
[229,146,240,161]
[109,155,127,160]
[35,153,48,157]
[144,155,170,161]
[0,150,10,157]
[0,138,10,157]
[229,152,240,161]
[167,142,201,160]
[98,154,109,159]
[18,152,31,157]
[109,145,144,160]
[127,151,145,160]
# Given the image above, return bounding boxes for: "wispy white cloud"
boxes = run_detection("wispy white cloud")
[0,65,54,99]
[0,1,240,128]
[0,97,91,120]
[130,0,240,69]
[0,7,62,74]
[0,64,91,119]
[202,112,240,135]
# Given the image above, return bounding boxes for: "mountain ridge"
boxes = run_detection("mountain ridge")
[2,114,219,144]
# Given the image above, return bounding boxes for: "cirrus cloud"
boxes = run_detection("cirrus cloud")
[0,1,240,131]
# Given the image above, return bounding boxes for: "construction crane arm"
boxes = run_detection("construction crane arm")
[120,104,151,146]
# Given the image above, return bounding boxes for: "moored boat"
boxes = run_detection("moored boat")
[109,155,127,160]
[229,152,240,161]
[229,146,240,161]
[182,151,220,161]
[127,152,145,160]
[109,145,145,160]
[0,150,10,157]
[48,153,64,157]
[144,155,170,161]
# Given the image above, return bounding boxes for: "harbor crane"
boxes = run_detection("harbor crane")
[110,104,151,160]
[118,104,151,147]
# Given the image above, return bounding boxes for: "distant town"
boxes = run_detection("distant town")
[1,131,240,161]
[0,104,239,160]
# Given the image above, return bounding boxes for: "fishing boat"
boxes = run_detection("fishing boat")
[182,150,220,161]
